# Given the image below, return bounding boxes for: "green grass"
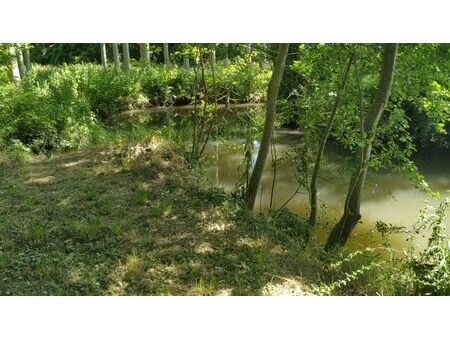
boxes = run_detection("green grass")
[0,134,401,295]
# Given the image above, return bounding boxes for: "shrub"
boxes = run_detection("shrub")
[0,62,270,153]
[141,66,195,106]
[375,198,450,295]
[407,199,450,295]
[214,60,271,103]
[0,66,10,84]
[0,68,96,152]
[264,208,309,245]
[23,64,147,119]
[80,66,147,118]
[140,62,270,106]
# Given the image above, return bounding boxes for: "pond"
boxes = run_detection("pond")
[203,129,450,252]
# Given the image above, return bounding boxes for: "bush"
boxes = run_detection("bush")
[263,208,309,245]
[141,66,195,106]
[23,64,147,119]
[214,60,271,103]
[407,199,450,295]
[0,62,271,153]
[375,198,450,295]
[0,66,10,84]
[140,62,270,106]
[0,69,96,152]
[80,66,147,118]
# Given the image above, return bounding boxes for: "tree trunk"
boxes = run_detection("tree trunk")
[244,43,289,209]
[163,43,170,65]
[23,48,31,71]
[122,43,131,71]
[182,43,189,69]
[100,43,108,68]
[260,43,268,68]
[9,46,21,82]
[247,43,252,63]
[112,43,121,69]
[224,43,230,67]
[17,48,26,78]
[309,51,355,229]
[140,43,150,66]
[210,43,216,67]
[183,54,190,69]
[325,43,398,250]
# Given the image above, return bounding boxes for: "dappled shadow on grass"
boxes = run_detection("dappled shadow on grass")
[0,143,334,296]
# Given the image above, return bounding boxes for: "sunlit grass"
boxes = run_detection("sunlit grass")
[0,131,393,295]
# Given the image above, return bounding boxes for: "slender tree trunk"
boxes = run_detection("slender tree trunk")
[183,54,190,69]
[50,43,64,64]
[17,49,26,78]
[182,43,190,69]
[9,46,21,82]
[224,43,230,67]
[163,43,170,65]
[122,43,131,71]
[140,43,150,66]
[245,43,289,209]
[216,141,219,185]
[210,43,216,67]
[309,51,355,229]
[260,43,268,68]
[269,135,278,209]
[325,43,398,250]
[100,43,108,68]
[23,48,31,71]
[112,43,121,69]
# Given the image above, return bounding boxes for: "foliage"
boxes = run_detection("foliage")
[404,199,450,295]
[0,62,270,153]
[395,44,450,148]
[0,73,95,152]
[375,198,450,295]
[141,66,195,106]
[281,44,450,152]
[0,65,9,84]
[278,43,449,207]
[214,59,271,103]
[0,43,449,295]
[259,208,309,246]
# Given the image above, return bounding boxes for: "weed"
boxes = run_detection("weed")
[27,225,47,243]
[195,277,217,296]
[110,223,121,237]
[133,190,150,205]
[70,219,102,241]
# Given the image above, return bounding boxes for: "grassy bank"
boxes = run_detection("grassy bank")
[1,131,401,295]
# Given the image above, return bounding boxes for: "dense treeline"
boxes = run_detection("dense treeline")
[22,43,261,66]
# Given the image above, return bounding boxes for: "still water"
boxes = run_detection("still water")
[205,129,450,252]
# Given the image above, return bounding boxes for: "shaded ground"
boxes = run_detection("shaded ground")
[0,139,384,295]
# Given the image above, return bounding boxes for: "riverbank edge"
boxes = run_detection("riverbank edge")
[0,134,406,296]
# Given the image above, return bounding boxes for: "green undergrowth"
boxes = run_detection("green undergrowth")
[0,62,270,153]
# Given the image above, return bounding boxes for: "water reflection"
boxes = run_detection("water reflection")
[206,130,450,252]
